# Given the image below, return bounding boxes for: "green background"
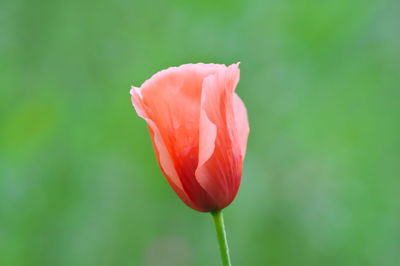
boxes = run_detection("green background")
[1,0,399,265]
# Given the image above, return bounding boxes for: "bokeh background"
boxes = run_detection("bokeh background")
[1,0,399,265]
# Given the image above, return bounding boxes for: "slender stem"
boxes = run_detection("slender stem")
[211,210,231,266]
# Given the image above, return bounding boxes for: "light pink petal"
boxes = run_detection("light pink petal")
[233,93,249,158]
[197,109,217,169]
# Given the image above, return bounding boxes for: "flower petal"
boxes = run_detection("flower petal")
[233,93,249,158]
[131,86,200,211]
[197,109,217,169]
[195,63,243,209]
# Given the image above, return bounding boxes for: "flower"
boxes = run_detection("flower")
[130,63,249,212]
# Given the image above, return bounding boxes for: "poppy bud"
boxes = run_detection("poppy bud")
[130,63,249,212]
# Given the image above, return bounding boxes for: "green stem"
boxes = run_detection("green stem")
[211,210,231,266]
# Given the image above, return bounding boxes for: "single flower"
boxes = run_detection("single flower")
[130,63,249,212]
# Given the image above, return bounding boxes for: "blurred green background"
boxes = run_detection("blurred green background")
[1,0,399,265]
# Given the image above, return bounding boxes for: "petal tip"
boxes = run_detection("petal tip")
[130,86,142,97]
[230,62,241,69]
